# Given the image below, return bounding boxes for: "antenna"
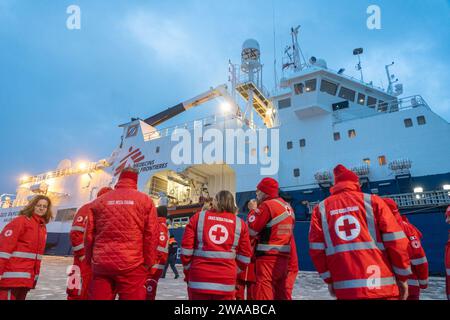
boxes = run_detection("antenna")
[353,47,364,82]
[282,25,308,73]
[385,61,402,96]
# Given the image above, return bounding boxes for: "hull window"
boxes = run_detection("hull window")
[404,118,413,128]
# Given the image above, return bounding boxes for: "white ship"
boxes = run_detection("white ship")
[1,27,449,274]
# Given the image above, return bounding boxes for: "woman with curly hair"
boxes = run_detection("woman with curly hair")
[0,195,53,300]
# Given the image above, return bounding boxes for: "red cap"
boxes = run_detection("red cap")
[257,177,279,198]
[97,187,112,197]
[333,164,359,184]
[119,170,138,183]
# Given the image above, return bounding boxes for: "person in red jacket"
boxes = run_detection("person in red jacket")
[145,206,170,300]
[279,190,299,299]
[309,164,411,300]
[286,238,299,299]
[66,186,112,300]
[235,238,257,300]
[181,190,252,300]
[445,206,450,300]
[85,167,159,300]
[0,195,52,300]
[247,177,296,300]
[383,198,429,300]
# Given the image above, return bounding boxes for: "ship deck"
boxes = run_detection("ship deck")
[27,256,447,300]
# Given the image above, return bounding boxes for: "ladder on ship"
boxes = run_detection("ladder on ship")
[235,81,276,128]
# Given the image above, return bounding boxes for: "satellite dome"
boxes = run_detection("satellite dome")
[242,39,260,52]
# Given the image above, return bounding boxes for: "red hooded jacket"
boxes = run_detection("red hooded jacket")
[84,171,158,275]
[309,165,411,299]
[0,214,47,288]
[445,206,450,300]
[383,198,429,292]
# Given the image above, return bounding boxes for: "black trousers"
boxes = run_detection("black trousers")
[162,254,179,277]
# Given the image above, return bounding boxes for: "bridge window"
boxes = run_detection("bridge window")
[404,118,413,128]
[417,115,426,125]
[333,132,341,141]
[299,139,306,148]
[156,146,160,154]
[367,96,377,108]
[338,86,356,102]
[378,100,388,112]
[357,93,365,105]
[378,155,387,166]
[363,158,371,165]
[278,98,291,109]
[294,83,304,95]
[287,141,293,150]
[305,79,317,92]
[320,79,338,96]
[293,168,300,177]
[348,129,357,138]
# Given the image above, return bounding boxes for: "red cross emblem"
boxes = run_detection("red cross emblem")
[208,224,229,244]
[335,215,360,241]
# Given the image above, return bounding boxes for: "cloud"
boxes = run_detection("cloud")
[123,10,194,62]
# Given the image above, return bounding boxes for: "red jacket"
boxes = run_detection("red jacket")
[288,237,299,273]
[84,174,158,275]
[446,232,450,300]
[0,214,47,288]
[446,206,450,300]
[400,216,428,292]
[309,181,411,300]
[149,217,169,278]
[247,197,295,256]
[70,203,91,260]
[181,210,252,295]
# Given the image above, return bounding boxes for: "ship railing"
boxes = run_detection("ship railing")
[333,95,430,124]
[306,190,450,213]
[143,113,252,142]
[384,190,450,209]
[20,160,110,186]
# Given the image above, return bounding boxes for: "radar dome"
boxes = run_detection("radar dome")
[57,159,72,170]
[242,39,260,52]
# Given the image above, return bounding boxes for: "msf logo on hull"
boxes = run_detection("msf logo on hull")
[114,147,145,176]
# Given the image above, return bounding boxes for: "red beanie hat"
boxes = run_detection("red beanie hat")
[333,164,359,184]
[119,169,138,183]
[97,187,112,197]
[257,177,279,198]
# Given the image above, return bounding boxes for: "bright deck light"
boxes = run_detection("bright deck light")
[78,162,87,170]
[413,187,423,193]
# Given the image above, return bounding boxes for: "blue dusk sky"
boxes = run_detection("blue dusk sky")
[0,0,449,194]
